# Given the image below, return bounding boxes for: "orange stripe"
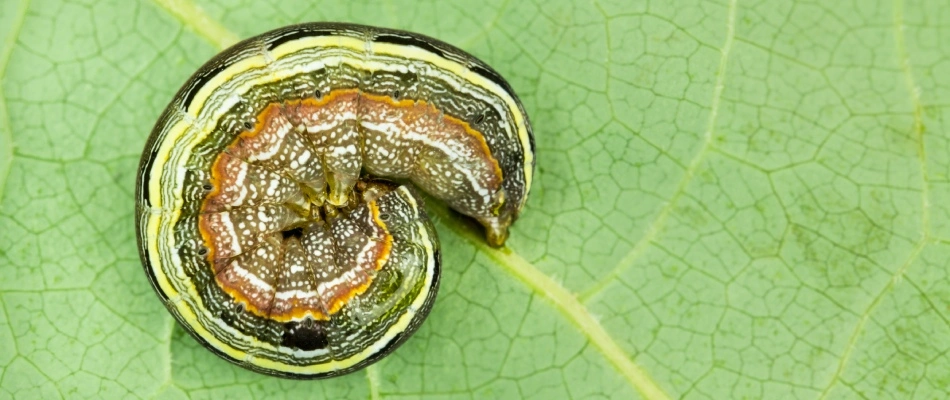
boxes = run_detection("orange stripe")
[322,199,393,316]
[198,89,470,322]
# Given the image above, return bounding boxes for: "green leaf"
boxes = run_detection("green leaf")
[1,0,948,398]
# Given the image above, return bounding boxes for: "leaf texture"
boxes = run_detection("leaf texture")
[1,0,949,398]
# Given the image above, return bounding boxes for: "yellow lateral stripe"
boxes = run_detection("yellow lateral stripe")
[146,212,180,304]
[185,54,270,117]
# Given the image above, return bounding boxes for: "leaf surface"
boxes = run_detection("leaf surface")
[1,0,949,398]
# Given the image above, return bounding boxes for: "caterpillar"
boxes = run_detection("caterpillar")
[136,22,534,378]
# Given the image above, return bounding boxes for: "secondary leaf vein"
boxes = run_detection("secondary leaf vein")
[817,0,932,396]
[579,0,739,302]
[0,0,32,205]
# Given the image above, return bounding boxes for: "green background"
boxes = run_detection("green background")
[2,0,949,398]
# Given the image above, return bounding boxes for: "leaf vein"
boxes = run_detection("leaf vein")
[816,0,932,396]
[366,364,382,400]
[148,0,239,50]
[579,0,739,301]
[0,0,31,205]
[436,208,672,400]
